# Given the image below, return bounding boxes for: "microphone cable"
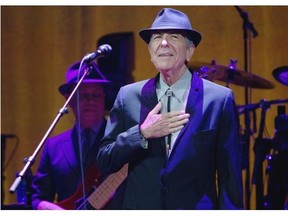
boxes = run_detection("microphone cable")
[76,59,88,210]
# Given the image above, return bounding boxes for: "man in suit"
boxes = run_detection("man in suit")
[97,8,244,209]
[31,61,123,210]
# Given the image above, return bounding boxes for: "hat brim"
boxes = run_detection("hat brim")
[139,28,202,47]
[58,79,110,95]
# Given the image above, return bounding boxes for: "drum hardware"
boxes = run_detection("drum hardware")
[272,65,288,86]
[226,59,238,88]
[189,60,217,81]
[237,99,288,210]
[192,58,287,209]
[189,60,275,89]
[273,107,288,151]
[237,98,288,115]
[264,150,288,209]
[251,99,272,210]
[264,106,288,209]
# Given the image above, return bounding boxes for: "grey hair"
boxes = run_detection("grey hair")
[185,37,195,48]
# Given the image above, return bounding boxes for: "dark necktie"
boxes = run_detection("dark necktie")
[82,128,93,160]
[166,88,173,152]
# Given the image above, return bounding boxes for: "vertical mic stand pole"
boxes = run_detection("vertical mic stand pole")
[235,6,258,210]
[9,60,92,207]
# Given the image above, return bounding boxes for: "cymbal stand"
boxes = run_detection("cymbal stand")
[235,6,258,209]
[9,60,94,205]
[251,100,272,210]
[225,59,238,88]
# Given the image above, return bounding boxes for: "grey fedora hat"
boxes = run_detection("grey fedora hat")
[58,61,110,95]
[139,8,202,47]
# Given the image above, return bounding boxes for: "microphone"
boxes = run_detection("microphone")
[83,44,112,62]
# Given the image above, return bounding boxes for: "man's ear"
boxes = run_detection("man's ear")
[186,46,195,63]
[148,45,153,62]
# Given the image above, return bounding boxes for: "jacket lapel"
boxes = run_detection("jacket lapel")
[170,73,204,154]
[60,127,79,175]
[140,74,167,154]
[139,76,159,124]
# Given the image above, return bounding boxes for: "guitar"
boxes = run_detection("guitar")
[58,164,128,210]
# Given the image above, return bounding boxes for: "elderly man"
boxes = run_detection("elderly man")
[97,8,243,210]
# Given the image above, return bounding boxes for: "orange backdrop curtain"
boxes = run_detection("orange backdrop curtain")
[1,6,288,209]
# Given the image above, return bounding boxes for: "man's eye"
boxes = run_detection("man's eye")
[152,35,162,40]
[170,34,179,39]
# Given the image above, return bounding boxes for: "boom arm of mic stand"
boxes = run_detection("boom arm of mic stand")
[9,60,91,195]
[235,6,258,38]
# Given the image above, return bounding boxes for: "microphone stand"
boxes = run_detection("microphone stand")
[9,60,93,208]
[235,6,258,210]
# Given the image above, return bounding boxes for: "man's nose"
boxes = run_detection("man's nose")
[161,34,169,47]
[161,39,168,47]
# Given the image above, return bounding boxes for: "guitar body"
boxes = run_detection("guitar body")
[58,165,101,210]
[58,164,128,210]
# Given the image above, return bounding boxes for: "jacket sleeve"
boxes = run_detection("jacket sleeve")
[31,141,56,209]
[96,87,146,174]
[216,90,244,209]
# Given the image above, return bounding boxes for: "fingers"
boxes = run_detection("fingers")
[142,106,190,139]
[166,112,190,133]
[167,111,190,119]
[162,111,190,122]
[169,125,185,134]
[169,116,190,127]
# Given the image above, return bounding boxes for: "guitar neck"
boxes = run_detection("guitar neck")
[85,164,128,209]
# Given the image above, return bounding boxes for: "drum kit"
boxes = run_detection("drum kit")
[189,59,277,89]
[190,60,288,210]
[189,60,288,110]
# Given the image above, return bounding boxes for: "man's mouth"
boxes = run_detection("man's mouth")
[158,53,173,57]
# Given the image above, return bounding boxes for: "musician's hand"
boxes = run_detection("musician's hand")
[37,200,64,210]
[140,102,190,139]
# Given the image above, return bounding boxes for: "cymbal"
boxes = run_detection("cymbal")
[189,61,275,89]
[272,65,288,86]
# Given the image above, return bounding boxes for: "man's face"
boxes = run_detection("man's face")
[148,31,194,73]
[67,83,105,127]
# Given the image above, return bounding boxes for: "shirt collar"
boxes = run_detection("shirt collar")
[76,118,104,134]
[157,69,192,102]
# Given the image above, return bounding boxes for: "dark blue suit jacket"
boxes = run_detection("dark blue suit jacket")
[97,72,244,209]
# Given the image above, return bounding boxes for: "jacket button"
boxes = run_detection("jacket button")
[162,187,169,193]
